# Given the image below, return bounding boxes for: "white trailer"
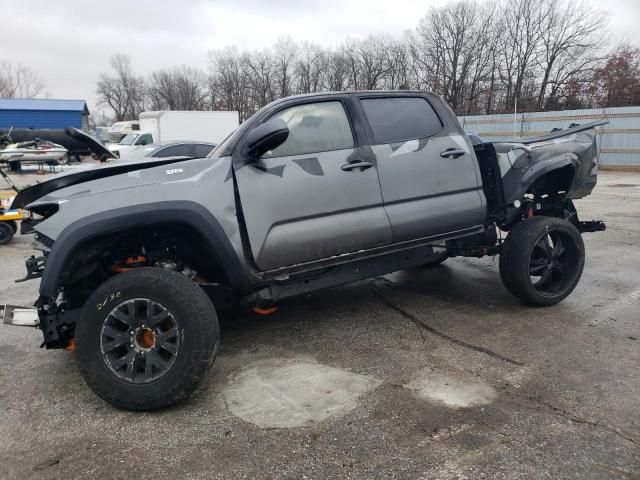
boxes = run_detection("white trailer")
[138,110,239,144]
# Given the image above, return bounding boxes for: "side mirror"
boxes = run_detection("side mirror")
[245,118,289,159]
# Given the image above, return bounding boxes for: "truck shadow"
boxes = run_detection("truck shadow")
[217,258,520,339]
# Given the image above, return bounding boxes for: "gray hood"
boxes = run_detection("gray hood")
[27,157,222,209]
[12,156,199,209]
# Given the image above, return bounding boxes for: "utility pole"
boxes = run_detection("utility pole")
[513,96,518,138]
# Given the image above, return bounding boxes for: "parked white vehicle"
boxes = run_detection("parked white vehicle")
[107,120,141,143]
[107,111,239,158]
[107,132,153,158]
[139,110,239,144]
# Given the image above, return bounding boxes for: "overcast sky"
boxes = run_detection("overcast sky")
[2,0,639,116]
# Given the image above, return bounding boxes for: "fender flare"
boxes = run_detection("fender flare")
[39,201,246,297]
[502,155,577,204]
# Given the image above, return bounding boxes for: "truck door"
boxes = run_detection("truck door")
[234,99,392,271]
[359,95,485,243]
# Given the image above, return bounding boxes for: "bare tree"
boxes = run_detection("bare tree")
[497,0,548,111]
[208,47,252,120]
[386,36,411,90]
[202,0,609,117]
[243,48,276,110]
[324,49,350,91]
[357,34,393,90]
[96,54,146,120]
[148,65,208,110]
[415,1,491,110]
[536,0,605,110]
[0,61,44,98]
[294,42,326,94]
[272,35,298,98]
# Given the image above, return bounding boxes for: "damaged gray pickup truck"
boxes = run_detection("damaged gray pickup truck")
[9,91,606,410]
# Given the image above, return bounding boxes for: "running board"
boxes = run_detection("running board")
[1,304,39,327]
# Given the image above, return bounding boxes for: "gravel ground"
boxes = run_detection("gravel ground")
[1,168,639,479]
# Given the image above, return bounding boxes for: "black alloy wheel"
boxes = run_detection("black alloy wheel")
[499,216,585,306]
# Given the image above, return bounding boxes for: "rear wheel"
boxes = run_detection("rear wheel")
[0,222,14,245]
[75,268,219,410]
[499,216,585,306]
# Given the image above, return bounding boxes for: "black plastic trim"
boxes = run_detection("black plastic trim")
[38,201,247,296]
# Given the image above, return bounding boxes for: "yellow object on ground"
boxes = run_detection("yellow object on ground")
[0,209,23,221]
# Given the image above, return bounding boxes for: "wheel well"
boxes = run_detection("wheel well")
[59,222,229,309]
[527,166,574,199]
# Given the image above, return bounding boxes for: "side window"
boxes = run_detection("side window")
[361,97,442,144]
[264,101,354,158]
[155,144,192,157]
[194,144,215,157]
[137,133,153,145]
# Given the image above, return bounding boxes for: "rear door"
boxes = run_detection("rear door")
[359,94,485,242]
[234,98,392,271]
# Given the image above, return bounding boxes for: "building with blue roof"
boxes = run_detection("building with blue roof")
[0,98,89,130]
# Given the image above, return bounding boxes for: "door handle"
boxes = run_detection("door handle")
[440,148,466,159]
[341,160,373,171]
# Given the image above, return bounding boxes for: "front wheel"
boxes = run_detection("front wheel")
[75,268,219,410]
[499,216,585,307]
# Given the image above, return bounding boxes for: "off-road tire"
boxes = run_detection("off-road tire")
[499,216,585,307]
[0,222,14,245]
[75,268,219,410]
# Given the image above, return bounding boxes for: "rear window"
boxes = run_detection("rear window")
[194,144,215,157]
[155,144,192,157]
[361,97,442,144]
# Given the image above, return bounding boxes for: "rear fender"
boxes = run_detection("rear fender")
[496,127,599,205]
[500,149,577,204]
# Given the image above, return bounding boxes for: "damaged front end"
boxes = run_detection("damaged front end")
[33,293,79,349]
[10,234,78,349]
[477,120,608,230]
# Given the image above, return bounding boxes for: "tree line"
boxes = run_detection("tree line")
[97,0,640,122]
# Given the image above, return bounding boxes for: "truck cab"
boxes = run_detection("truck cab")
[107,132,154,158]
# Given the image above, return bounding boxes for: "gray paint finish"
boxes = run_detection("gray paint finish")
[18,90,603,299]
[373,134,486,242]
[29,156,253,292]
[235,147,392,270]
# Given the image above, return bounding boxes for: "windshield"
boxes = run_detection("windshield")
[119,133,139,145]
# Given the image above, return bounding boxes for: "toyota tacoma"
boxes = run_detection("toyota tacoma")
[9,91,606,410]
